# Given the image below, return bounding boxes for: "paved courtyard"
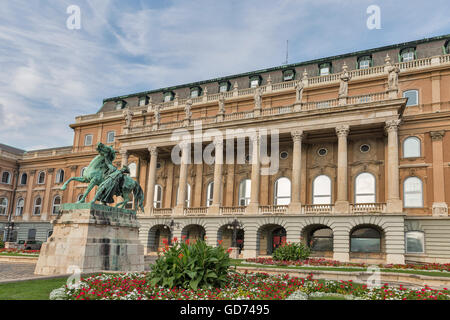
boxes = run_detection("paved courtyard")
[0,263,40,283]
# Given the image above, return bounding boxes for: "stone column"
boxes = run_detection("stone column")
[120,149,129,168]
[193,164,203,207]
[385,119,402,213]
[209,138,224,214]
[246,135,260,214]
[145,146,158,215]
[335,125,350,213]
[24,170,36,221]
[174,141,189,215]
[430,131,448,216]
[241,227,258,258]
[289,130,303,213]
[42,168,54,220]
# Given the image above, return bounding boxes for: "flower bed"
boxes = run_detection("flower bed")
[49,272,450,300]
[244,257,450,272]
[0,248,40,255]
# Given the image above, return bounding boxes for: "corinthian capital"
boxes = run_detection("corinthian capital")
[291,130,304,142]
[335,125,350,138]
[430,130,445,141]
[385,119,401,134]
[148,146,158,156]
[213,138,224,148]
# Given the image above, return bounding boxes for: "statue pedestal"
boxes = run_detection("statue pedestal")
[34,203,144,275]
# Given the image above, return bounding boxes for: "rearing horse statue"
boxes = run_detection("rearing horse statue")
[61,142,116,203]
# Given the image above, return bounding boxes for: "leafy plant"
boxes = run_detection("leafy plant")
[272,242,311,261]
[148,238,232,290]
[0,240,4,249]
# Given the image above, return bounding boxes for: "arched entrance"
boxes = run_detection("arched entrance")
[302,224,333,258]
[148,224,171,253]
[181,224,206,244]
[257,224,286,255]
[217,224,245,253]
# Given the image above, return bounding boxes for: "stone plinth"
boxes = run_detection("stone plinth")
[34,203,144,275]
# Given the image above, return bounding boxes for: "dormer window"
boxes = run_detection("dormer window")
[357,55,372,69]
[249,75,262,88]
[282,69,295,81]
[443,40,450,55]
[190,86,202,98]
[219,81,230,93]
[319,63,332,76]
[115,100,126,110]
[400,47,416,62]
[138,96,148,107]
[163,91,174,102]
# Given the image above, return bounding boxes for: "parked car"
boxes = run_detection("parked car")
[18,240,42,250]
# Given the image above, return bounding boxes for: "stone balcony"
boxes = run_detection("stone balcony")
[147,203,389,217]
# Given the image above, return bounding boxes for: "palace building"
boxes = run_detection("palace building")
[2,34,450,264]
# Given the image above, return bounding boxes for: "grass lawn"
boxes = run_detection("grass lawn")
[231,259,450,278]
[0,252,39,257]
[0,277,68,300]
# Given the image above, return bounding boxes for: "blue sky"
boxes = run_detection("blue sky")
[0,0,449,150]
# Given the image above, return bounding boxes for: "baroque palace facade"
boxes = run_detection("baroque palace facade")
[2,35,450,264]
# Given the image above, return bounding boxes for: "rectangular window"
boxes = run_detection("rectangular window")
[115,101,124,110]
[27,229,36,241]
[402,51,415,62]
[164,95,172,102]
[359,60,370,69]
[403,90,418,106]
[406,232,424,253]
[219,83,229,92]
[84,134,93,146]
[191,90,199,98]
[106,131,115,143]
[138,97,147,106]
[250,79,259,88]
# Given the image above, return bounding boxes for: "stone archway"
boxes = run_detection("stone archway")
[301,224,334,258]
[147,224,170,253]
[181,224,206,243]
[217,224,245,253]
[257,224,286,256]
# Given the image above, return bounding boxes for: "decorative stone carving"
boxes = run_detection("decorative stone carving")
[291,130,304,142]
[154,104,161,125]
[338,64,351,98]
[385,119,401,133]
[218,93,225,114]
[295,81,304,103]
[184,99,192,120]
[254,87,262,110]
[387,65,400,90]
[148,146,158,157]
[430,130,445,141]
[336,125,350,137]
[123,108,134,128]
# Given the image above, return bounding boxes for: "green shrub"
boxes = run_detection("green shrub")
[148,239,231,290]
[272,242,311,261]
[0,240,4,249]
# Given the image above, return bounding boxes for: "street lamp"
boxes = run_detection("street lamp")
[164,219,180,244]
[5,222,15,243]
[226,219,243,249]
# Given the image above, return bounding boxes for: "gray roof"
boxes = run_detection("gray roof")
[0,143,25,155]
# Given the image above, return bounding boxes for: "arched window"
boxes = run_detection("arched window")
[350,227,381,253]
[15,198,24,216]
[55,169,65,184]
[313,175,332,204]
[52,196,61,215]
[238,179,251,206]
[153,185,163,209]
[404,177,423,208]
[37,171,46,184]
[0,198,8,215]
[128,163,137,178]
[403,90,418,106]
[33,197,42,215]
[309,227,333,251]
[20,173,28,185]
[1,171,11,184]
[406,231,425,253]
[355,172,376,203]
[274,177,291,205]
[403,137,421,158]
[206,182,214,207]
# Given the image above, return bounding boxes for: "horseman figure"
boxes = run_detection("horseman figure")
[61,142,144,213]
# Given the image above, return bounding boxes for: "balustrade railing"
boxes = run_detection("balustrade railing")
[350,203,386,214]
[302,204,334,214]
[184,207,208,215]
[259,205,288,214]
[220,206,246,215]
[152,208,173,215]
